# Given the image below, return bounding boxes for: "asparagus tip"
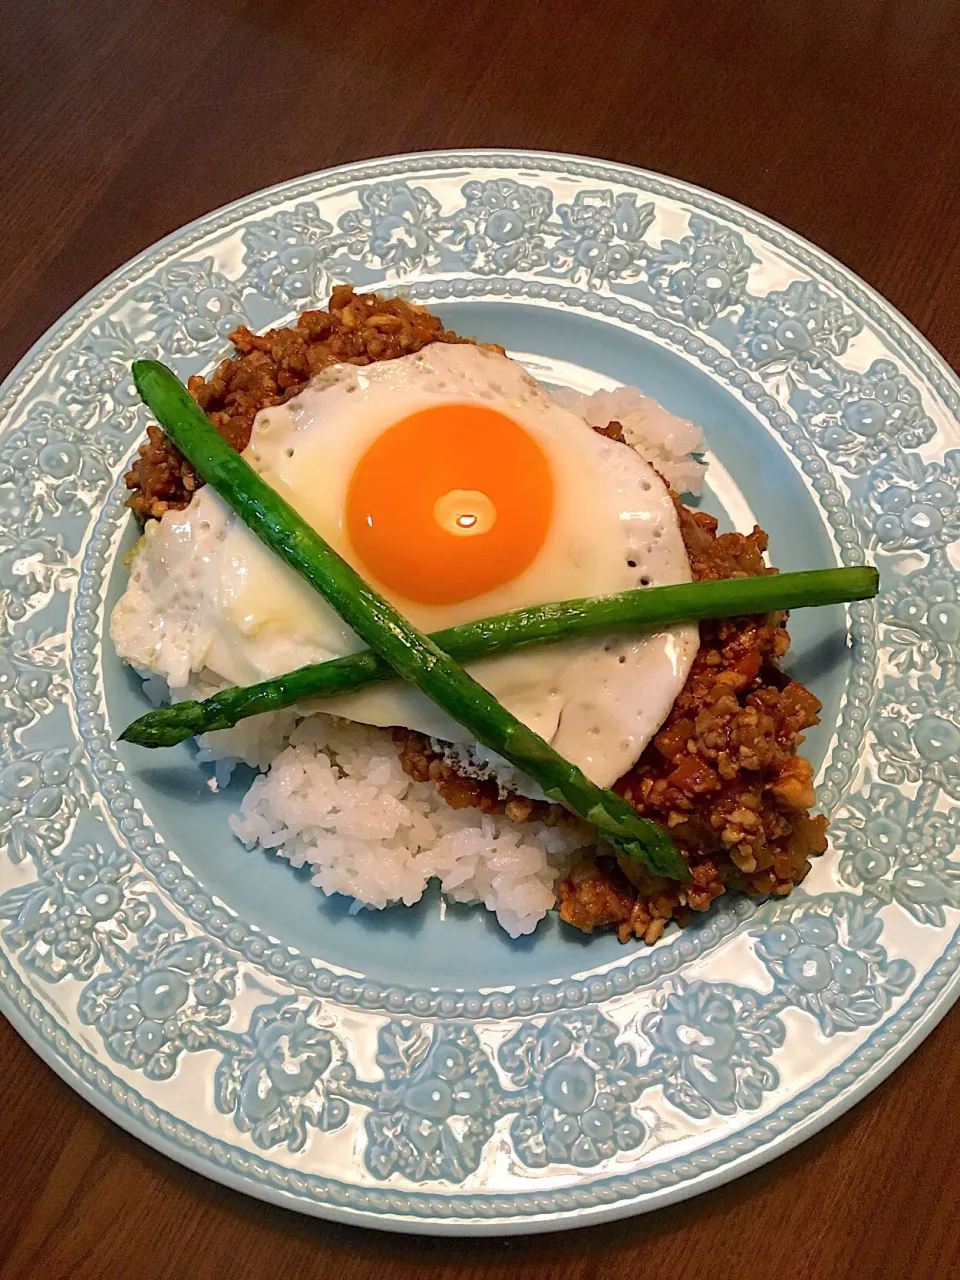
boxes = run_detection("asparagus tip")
[118,724,152,747]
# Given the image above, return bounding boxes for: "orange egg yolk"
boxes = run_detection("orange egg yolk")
[346,403,554,605]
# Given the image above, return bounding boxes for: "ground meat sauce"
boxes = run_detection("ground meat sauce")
[559,506,827,943]
[126,288,827,943]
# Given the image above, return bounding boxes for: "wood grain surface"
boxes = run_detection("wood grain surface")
[1,2,959,1277]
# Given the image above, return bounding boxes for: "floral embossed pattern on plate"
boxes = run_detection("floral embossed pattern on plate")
[0,151,957,1234]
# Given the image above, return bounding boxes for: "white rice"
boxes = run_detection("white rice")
[226,715,592,937]
[150,376,705,937]
[552,384,707,496]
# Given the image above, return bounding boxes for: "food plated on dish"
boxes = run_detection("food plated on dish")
[3,151,956,1232]
[112,286,876,942]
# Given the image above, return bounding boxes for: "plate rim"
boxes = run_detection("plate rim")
[3,148,959,418]
[5,936,959,1235]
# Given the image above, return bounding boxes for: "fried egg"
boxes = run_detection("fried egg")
[112,343,699,788]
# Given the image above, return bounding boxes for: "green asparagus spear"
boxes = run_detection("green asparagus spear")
[129,360,689,879]
[120,567,879,748]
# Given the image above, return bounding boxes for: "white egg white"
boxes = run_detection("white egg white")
[112,344,699,790]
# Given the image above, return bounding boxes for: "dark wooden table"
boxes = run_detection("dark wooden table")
[2,2,959,1276]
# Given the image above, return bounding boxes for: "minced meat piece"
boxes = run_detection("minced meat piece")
[392,729,514,816]
[557,858,698,945]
